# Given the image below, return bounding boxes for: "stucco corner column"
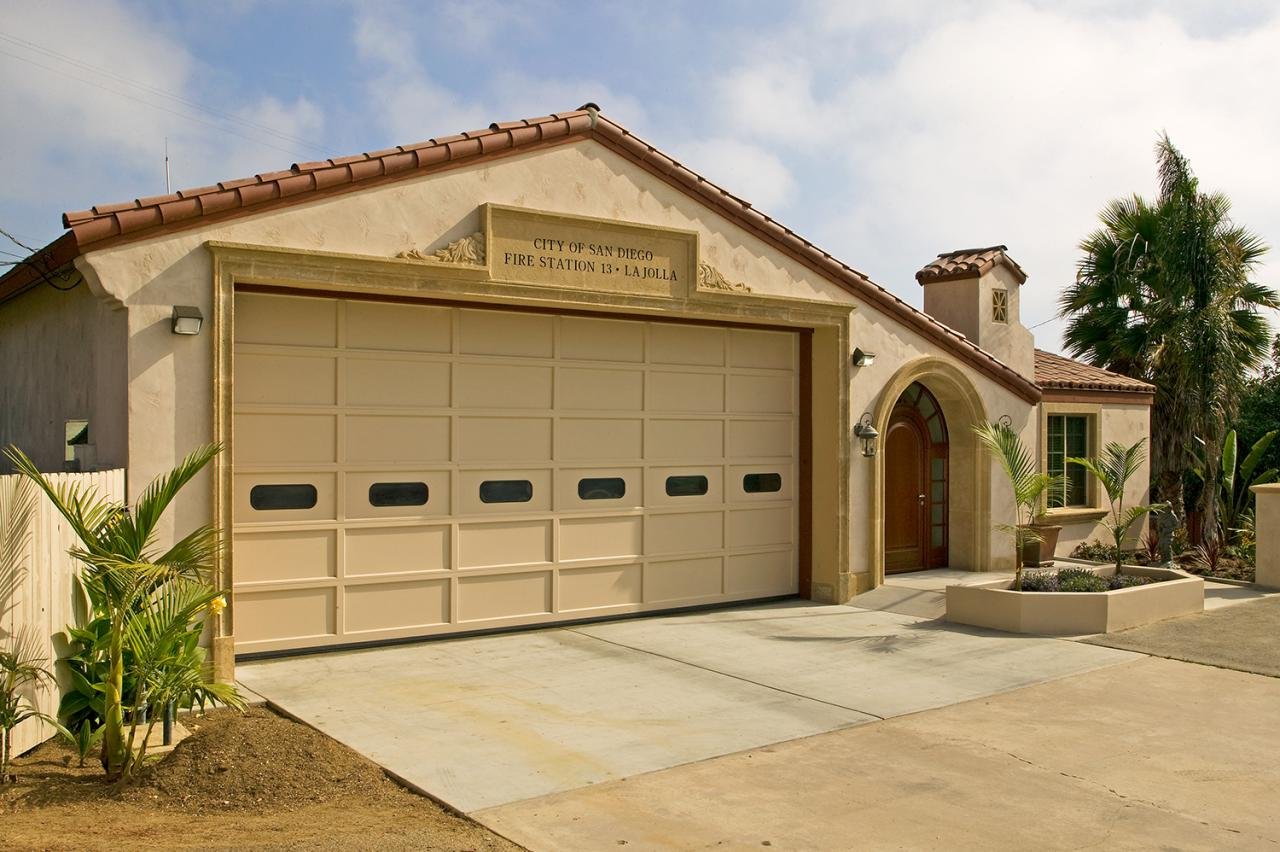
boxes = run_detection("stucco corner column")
[1251,483,1280,589]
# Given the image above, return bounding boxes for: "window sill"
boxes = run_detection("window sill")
[1041,507,1108,524]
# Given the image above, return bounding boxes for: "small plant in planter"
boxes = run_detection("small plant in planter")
[973,421,1066,590]
[1067,439,1166,576]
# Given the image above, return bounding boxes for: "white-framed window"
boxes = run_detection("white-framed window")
[1047,414,1089,507]
[992,288,1009,323]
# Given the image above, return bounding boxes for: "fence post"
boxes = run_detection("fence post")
[1253,483,1280,589]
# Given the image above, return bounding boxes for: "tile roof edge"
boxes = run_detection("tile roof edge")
[51,106,1041,403]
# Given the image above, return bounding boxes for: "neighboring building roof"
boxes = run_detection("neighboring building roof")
[1034,349,1155,396]
[1,105,1042,402]
[916,245,1028,286]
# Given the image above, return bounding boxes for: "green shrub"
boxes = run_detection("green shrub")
[1019,571,1059,591]
[1057,568,1110,592]
[1070,541,1120,563]
[1107,574,1155,589]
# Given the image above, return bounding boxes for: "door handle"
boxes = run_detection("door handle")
[918,494,926,506]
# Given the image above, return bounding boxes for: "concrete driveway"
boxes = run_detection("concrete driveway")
[236,600,1135,814]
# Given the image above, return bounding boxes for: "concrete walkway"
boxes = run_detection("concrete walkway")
[236,600,1135,814]
[478,656,1280,850]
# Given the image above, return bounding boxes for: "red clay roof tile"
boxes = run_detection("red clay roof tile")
[916,245,1028,286]
[1034,349,1154,394]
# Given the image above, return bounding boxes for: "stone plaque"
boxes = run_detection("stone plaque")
[484,204,697,297]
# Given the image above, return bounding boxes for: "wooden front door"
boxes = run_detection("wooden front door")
[884,383,949,574]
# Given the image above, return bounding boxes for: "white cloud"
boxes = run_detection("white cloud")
[678,138,797,212]
[707,2,1280,350]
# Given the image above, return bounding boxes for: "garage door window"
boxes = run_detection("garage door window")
[743,473,782,493]
[665,475,709,497]
[479,479,534,503]
[368,481,429,507]
[249,484,318,510]
[578,477,626,500]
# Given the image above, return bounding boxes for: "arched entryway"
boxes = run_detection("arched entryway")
[884,382,949,573]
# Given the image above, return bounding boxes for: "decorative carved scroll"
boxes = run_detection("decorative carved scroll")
[697,261,752,293]
[397,232,486,265]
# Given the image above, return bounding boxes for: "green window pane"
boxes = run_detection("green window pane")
[932,482,945,502]
[931,505,944,524]
[928,417,945,442]
[1066,416,1088,457]
[905,383,922,403]
[917,394,936,419]
[1068,466,1088,507]
[931,458,945,480]
[931,526,944,547]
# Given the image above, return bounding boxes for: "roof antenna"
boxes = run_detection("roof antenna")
[164,137,171,194]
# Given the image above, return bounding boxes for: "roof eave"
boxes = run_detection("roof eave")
[0,232,80,305]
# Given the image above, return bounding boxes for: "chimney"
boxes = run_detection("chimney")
[915,245,1035,380]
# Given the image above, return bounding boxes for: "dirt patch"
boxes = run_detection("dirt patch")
[0,707,522,851]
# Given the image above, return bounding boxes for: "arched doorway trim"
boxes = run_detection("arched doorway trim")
[869,357,990,588]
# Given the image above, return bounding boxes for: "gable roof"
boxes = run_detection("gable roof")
[1034,349,1155,396]
[3,105,1041,402]
[916,245,1028,286]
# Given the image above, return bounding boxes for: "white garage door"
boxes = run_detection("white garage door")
[231,292,799,653]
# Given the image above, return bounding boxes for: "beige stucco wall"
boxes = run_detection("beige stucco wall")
[1039,398,1153,555]
[0,276,127,473]
[1253,483,1280,588]
[921,265,1034,382]
[77,138,1038,593]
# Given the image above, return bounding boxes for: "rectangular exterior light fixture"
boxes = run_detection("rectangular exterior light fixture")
[852,348,876,368]
[171,305,204,335]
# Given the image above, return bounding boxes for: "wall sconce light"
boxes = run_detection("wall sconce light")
[171,305,204,335]
[854,413,879,458]
[852,348,876,368]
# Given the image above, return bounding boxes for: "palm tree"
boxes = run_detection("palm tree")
[1068,440,1165,574]
[4,444,239,781]
[1060,135,1277,540]
[973,421,1066,591]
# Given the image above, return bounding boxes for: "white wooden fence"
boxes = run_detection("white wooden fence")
[1,468,125,758]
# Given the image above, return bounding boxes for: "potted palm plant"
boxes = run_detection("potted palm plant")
[973,421,1066,590]
[1067,439,1166,574]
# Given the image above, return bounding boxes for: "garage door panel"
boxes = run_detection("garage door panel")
[646,466,723,508]
[560,515,643,561]
[728,506,794,548]
[458,572,552,622]
[557,367,643,411]
[728,374,794,414]
[459,309,554,357]
[649,324,724,366]
[560,564,643,611]
[235,353,336,406]
[234,529,336,583]
[235,413,336,464]
[727,419,792,458]
[458,417,552,462]
[346,358,450,408]
[646,511,724,555]
[556,467,643,510]
[729,328,794,370]
[726,551,795,596]
[729,464,793,502]
[233,294,798,652]
[459,520,552,568]
[346,301,451,352]
[236,293,336,347]
[346,415,450,463]
[344,579,449,633]
[236,587,335,644]
[458,469,551,514]
[647,419,723,460]
[455,363,553,409]
[346,526,449,575]
[560,316,644,362]
[234,473,335,523]
[557,418,642,461]
[645,557,723,603]
[649,371,725,413]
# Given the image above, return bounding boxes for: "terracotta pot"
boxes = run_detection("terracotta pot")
[1020,523,1063,568]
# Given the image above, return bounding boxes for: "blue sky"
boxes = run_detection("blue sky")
[3,1,1278,352]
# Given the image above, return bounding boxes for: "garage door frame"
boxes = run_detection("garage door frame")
[206,238,853,674]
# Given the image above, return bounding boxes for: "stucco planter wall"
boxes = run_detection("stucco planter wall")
[945,565,1203,635]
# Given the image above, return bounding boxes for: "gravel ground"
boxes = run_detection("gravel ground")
[1084,595,1280,677]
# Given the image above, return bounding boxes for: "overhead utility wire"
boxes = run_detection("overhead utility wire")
[0,31,327,153]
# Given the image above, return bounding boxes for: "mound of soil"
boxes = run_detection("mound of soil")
[131,707,391,813]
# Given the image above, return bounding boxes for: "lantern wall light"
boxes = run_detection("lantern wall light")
[854,413,879,458]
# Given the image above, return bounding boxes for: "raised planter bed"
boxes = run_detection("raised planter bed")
[945,564,1204,635]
